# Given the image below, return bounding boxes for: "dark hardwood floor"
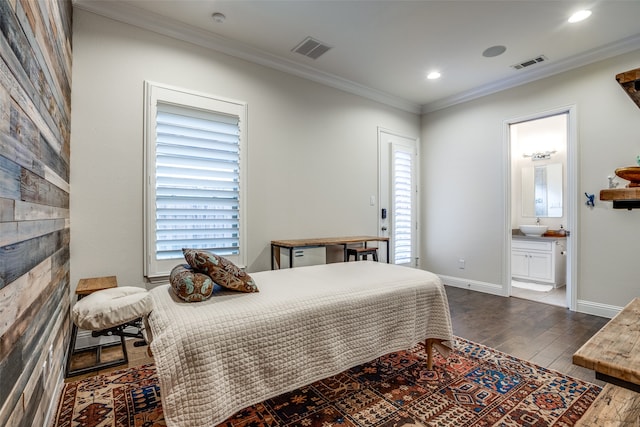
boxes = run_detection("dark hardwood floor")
[445,285,609,385]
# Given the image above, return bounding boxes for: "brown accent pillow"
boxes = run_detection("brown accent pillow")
[182,249,258,293]
[169,264,215,302]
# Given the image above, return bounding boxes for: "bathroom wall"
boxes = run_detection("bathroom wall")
[0,1,72,426]
[511,114,568,231]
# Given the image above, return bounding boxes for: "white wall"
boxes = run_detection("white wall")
[70,10,419,290]
[421,49,640,313]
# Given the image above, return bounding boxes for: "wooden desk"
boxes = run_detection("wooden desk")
[271,236,390,269]
[573,297,640,392]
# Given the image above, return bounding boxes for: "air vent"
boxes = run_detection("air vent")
[511,55,548,70]
[292,37,332,60]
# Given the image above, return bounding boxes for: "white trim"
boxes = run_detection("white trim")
[377,128,420,267]
[143,81,248,278]
[73,0,640,115]
[422,34,640,113]
[43,368,65,427]
[575,300,620,319]
[73,0,420,114]
[439,275,505,297]
[503,105,577,310]
[566,106,578,312]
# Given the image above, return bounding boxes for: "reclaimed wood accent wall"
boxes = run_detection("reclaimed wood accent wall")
[0,1,72,426]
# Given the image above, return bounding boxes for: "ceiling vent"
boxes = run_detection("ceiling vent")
[511,55,548,70]
[292,37,332,60]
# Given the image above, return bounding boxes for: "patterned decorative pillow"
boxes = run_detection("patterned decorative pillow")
[169,264,215,302]
[182,249,258,293]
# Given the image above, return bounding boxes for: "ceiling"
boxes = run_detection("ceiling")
[74,0,640,113]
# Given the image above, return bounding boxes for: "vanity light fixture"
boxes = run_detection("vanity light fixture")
[523,151,556,161]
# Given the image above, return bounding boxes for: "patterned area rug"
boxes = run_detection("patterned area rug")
[52,337,601,426]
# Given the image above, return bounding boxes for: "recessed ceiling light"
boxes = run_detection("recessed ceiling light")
[427,71,441,80]
[212,12,226,24]
[482,45,507,58]
[568,10,592,23]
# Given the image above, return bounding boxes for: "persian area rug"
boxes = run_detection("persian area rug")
[51,337,601,427]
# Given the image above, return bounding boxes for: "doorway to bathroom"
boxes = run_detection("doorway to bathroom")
[506,107,576,309]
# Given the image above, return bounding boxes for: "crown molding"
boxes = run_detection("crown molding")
[422,32,640,113]
[74,1,640,116]
[72,0,422,114]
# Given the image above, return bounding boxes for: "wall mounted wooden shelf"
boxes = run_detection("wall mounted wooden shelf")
[616,67,640,109]
[600,188,640,210]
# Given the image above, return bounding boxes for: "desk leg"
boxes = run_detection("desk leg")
[386,240,390,263]
[289,248,294,268]
[343,244,348,262]
[271,244,274,270]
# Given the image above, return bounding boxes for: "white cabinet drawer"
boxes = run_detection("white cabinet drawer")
[512,239,552,252]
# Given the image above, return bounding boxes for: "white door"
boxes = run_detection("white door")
[378,129,419,267]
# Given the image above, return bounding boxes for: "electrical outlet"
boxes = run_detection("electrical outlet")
[458,258,465,269]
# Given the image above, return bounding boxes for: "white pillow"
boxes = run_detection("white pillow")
[72,286,151,331]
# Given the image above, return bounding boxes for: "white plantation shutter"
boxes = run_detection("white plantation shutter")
[391,142,415,266]
[155,104,240,259]
[144,82,247,280]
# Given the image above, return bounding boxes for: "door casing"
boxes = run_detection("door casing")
[377,127,420,267]
[503,106,577,310]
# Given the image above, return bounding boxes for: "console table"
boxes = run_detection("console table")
[271,236,390,269]
[573,297,640,392]
[572,297,640,425]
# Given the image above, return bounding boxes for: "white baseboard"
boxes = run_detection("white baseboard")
[438,275,506,297]
[44,367,65,427]
[575,300,621,319]
[440,274,622,319]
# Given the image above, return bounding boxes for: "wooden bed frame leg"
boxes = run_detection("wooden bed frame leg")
[424,338,444,370]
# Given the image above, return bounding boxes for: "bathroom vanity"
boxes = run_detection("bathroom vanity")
[511,235,566,287]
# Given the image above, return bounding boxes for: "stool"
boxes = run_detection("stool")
[65,276,151,377]
[346,246,378,261]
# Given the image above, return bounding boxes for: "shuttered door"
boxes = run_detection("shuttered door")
[391,142,415,266]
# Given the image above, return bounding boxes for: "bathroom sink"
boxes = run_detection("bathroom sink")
[519,224,548,236]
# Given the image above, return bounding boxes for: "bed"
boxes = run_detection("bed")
[146,260,454,427]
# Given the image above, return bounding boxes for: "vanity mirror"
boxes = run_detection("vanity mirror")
[522,163,563,217]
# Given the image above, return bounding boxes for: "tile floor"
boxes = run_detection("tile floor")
[511,284,567,307]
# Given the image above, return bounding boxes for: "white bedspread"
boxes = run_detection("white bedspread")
[147,261,453,427]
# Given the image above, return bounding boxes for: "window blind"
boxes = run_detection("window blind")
[154,102,241,261]
[392,148,413,265]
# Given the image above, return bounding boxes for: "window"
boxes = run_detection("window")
[144,82,247,280]
[391,141,416,265]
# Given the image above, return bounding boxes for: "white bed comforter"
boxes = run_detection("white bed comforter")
[147,261,453,427]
